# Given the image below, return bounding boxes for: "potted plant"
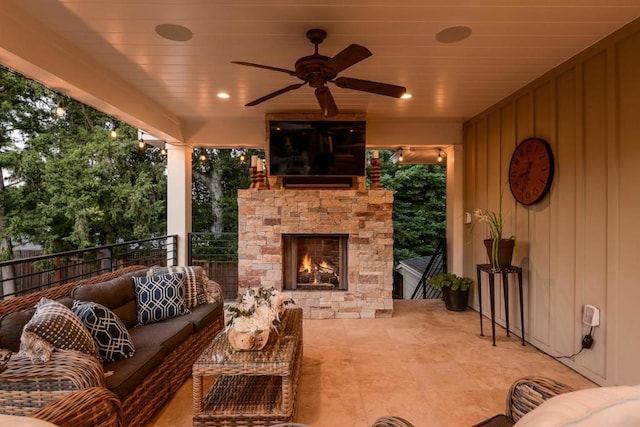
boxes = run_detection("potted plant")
[472,183,516,267]
[427,273,473,311]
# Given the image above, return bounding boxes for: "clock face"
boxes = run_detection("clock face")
[508,137,554,205]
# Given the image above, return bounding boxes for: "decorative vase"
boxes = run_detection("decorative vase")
[483,238,515,268]
[228,328,270,351]
[442,287,469,311]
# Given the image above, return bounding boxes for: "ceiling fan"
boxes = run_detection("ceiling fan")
[232,29,407,117]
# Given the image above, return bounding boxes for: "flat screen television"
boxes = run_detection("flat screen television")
[268,120,366,176]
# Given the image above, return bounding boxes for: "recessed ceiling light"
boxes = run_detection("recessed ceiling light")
[217,92,230,99]
[155,23,193,42]
[401,93,412,99]
[435,26,472,43]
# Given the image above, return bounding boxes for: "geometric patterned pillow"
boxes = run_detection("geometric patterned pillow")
[133,273,189,325]
[147,266,208,308]
[72,300,135,363]
[19,298,99,363]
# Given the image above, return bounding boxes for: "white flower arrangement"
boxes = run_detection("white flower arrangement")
[226,286,295,334]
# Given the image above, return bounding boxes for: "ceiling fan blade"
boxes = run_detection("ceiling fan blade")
[315,87,339,117]
[334,77,406,98]
[245,83,306,106]
[322,44,372,74]
[231,61,298,77]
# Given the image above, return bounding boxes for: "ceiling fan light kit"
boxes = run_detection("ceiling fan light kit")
[232,29,407,117]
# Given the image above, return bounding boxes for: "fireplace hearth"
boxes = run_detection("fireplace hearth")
[283,234,348,291]
[237,188,394,319]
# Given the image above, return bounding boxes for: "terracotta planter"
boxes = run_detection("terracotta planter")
[442,287,469,311]
[483,238,515,268]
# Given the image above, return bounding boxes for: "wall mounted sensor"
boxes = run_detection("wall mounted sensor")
[582,304,600,327]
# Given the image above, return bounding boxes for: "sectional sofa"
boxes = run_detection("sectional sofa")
[0,264,225,426]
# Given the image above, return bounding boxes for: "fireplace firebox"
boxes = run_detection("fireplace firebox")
[283,234,348,291]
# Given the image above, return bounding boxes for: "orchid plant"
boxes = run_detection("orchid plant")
[471,181,515,266]
[225,286,295,334]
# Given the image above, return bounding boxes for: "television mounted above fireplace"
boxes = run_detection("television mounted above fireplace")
[268,120,366,178]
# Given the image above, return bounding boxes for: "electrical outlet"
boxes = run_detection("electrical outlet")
[582,304,600,327]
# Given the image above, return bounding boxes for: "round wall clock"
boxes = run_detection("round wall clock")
[508,137,555,205]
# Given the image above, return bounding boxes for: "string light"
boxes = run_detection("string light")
[437,150,444,162]
[137,138,146,150]
[161,147,167,156]
[398,148,404,162]
[110,125,118,138]
[199,151,207,162]
[239,152,246,162]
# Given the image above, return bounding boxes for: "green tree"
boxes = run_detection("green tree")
[375,150,446,264]
[192,148,257,233]
[0,66,167,255]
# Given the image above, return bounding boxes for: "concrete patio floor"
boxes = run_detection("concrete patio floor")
[149,299,595,427]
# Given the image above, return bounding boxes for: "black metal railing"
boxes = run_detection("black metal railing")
[411,238,447,299]
[0,235,177,299]
[188,232,239,300]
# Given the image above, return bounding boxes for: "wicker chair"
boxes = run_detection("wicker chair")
[472,376,575,426]
[31,387,123,427]
[372,416,416,427]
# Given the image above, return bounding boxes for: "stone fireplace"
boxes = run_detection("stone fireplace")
[237,186,394,319]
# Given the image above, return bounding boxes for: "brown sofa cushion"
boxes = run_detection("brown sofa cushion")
[72,271,146,329]
[182,302,224,332]
[0,308,35,352]
[128,320,193,355]
[104,347,165,399]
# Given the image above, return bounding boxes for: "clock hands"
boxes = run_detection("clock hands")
[518,161,533,179]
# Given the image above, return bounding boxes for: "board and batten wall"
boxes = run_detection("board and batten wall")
[463,17,640,386]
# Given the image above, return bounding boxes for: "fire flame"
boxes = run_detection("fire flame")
[299,253,313,273]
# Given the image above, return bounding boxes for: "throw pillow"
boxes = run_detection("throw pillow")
[133,273,189,325]
[19,298,99,363]
[72,300,135,363]
[147,265,208,308]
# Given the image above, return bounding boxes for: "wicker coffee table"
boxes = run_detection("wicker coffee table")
[192,308,303,427]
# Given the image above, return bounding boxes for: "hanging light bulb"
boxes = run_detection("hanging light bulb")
[398,148,404,162]
[160,145,167,156]
[137,138,146,150]
[199,151,207,162]
[110,126,118,138]
[55,102,65,117]
[239,152,246,162]
[437,150,444,162]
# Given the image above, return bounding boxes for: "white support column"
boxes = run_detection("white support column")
[446,145,465,276]
[166,144,192,265]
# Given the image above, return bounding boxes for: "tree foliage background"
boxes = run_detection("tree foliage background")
[0,66,167,255]
[373,150,446,264]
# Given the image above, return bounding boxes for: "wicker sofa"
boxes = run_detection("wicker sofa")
[0,265,225,426]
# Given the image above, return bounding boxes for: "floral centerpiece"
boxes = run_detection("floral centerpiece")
[472,183,516,267]
[225,286,294,351]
